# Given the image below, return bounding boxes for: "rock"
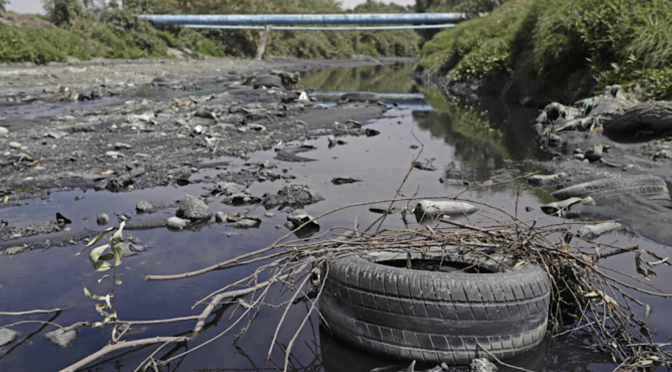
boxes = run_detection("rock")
[413,200,478,220]
[470,358,497,372]
[654,149,672,161]
[341,92,380,102]
[96,213,110,225]
[263,184,323,208]
[0,328,18,347]
[213,182,246,196]
[119,241,147,256]
[222,193,262,206]
[43,328,78,347]
[540,197,583,215]
[124,218,167,230]
[229,218,261,229]
[327,135,338,146]
[9,142,21,149]
[136,201,153,214]
[331,177,361,185]
[104,174,133,192]
[414,161,438,171]
[364,128,380,137]
[215,211,227,223]
[264,212,275,218]
[581,196,596,206]
[584,144,606,162]
[176,195,212,221]
[526,173,567,187]
[167,217,189,230]
[106,151,125,159]
[253,75,283,89]
[114,142,132,150]
[56,212,72,224]
[0,127,8,137]
[287,209,319,229]
[369,204,396,214]
[269,70,300,89]
[578,222,623,240]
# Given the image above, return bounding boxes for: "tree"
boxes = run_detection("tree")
[42,0,83,27]
[0,0,10,16]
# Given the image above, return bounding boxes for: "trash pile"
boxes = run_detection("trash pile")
[136,191,671,371]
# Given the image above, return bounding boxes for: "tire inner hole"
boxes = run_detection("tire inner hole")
[379,259,494,274]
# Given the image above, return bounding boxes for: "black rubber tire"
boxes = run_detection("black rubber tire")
[341,92,380,102]
[253,75,283,89]
[320,249,550,365]
[551,175,670,202]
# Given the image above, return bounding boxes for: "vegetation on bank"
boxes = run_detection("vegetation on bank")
[0,0,421,64]
[419,0,672,100]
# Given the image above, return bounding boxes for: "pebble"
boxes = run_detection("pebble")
[0,127,8,137]
[136,201,153,213]
[0,328,18,347]
[167,217,189,229]
[215,211,227,223]
[43,328,78,347]
[176,194,212,221]
[264,212,275,218]
[9,142,21,149]
[229,219,260,229]
[105,151,124,159]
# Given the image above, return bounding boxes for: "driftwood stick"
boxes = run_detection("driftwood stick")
[440,217,500,236]
[193,268,301,336]
[145,246,278,281]
[118,316,199,326]
[59,336,189,372]
[0,320,68,331]
[0,308,63,316]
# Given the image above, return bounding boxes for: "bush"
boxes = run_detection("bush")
[0,0,8,16]
[43,0,83,27]
[419,0,672,99]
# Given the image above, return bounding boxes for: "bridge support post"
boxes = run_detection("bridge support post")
[256,25,272,60]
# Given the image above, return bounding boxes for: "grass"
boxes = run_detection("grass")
[0,0,421,64]
[419,0,672,100]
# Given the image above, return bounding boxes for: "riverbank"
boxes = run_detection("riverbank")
[417,0,672,104]
[0,0,421,65]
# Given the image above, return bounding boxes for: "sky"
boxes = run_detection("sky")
[6,0,415,14]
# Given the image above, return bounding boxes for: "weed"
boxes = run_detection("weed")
[76,223,126,342]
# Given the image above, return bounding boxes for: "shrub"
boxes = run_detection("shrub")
[43,0,83,27]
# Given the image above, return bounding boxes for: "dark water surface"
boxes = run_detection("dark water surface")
[0,63,669,372]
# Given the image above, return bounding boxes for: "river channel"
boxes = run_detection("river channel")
[0,62,669,372]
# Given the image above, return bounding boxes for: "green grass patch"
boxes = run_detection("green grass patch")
[419,0,672,100]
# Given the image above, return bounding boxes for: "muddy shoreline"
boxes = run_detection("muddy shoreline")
[0,56,414,250]
[417,71,672,244]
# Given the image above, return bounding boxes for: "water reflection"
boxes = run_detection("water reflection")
[301,62,417,94]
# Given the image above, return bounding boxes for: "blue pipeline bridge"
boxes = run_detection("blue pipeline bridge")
[139,13,466,59]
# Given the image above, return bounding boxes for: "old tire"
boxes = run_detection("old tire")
[253,75,283,89]
[341,92,380,102]
[320,249,550,365]
[551,175,670,203]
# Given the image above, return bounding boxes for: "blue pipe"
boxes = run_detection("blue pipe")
[139,13,467,26]
[185,24,456,31]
